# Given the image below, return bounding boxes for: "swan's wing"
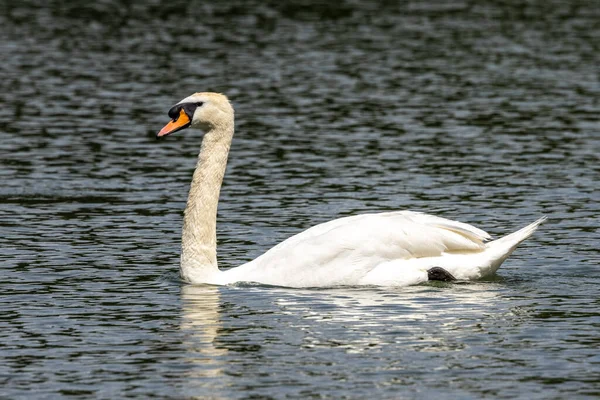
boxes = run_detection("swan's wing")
[260,211,490,256]
[228,211,491,287]
[395,211,492,244]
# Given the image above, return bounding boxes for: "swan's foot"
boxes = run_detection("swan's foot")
[427,267,456,282]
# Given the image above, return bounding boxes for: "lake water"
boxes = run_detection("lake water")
[1,0,599,398]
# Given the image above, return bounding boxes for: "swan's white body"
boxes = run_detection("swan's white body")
[158,92,545,288]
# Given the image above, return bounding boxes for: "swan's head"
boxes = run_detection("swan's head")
[157,92,233,137]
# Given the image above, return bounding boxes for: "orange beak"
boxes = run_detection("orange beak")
[157,109,191,137]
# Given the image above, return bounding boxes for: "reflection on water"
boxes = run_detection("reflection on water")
[180,285,226,380]
[274,284,503,354]
[1,0,599,398]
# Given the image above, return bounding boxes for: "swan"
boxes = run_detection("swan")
[157,92,545,287]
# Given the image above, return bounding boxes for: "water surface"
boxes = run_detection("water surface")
[1,1,599,398]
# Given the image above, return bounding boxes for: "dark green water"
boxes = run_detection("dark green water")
[1,1,599,398]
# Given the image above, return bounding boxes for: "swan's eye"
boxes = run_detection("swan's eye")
[168,105,181,121]
[196,102,203,107]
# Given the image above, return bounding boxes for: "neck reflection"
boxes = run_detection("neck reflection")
[180,284,227,380]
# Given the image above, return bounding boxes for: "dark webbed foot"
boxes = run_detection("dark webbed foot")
[427,267,456,282]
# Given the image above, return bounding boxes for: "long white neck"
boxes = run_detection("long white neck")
[180,120,233,283]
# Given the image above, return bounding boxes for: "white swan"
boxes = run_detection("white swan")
[157,92,545,287]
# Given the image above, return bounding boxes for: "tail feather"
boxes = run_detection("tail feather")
[486,216,546,273]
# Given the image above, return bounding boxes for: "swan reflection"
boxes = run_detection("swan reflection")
[180,284,227,379]
[179,281,516,385]
[269,283,507,354]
